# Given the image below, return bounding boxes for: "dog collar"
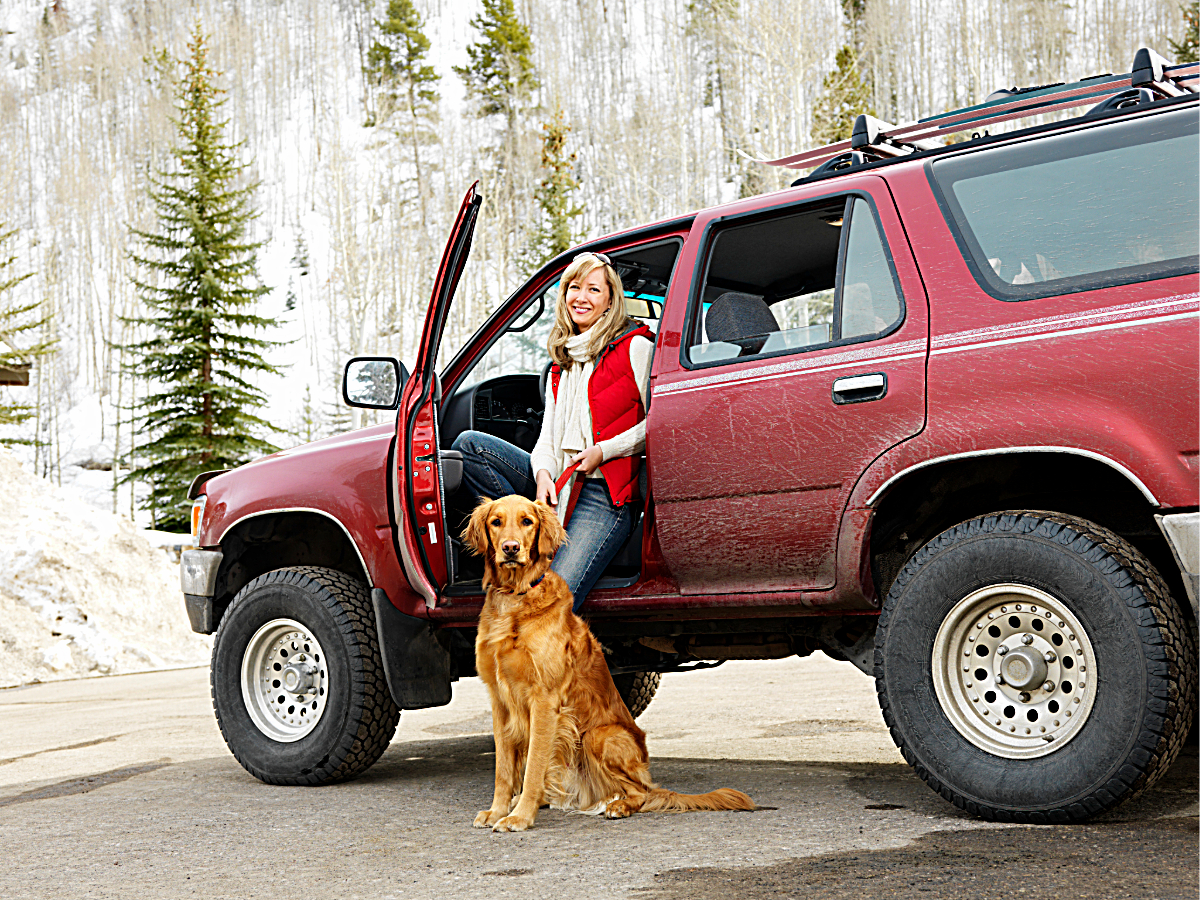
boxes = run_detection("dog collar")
[528,573,545,589]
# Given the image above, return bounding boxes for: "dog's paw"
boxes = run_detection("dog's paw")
[604,799,634,819]
[492,814,533,832]
[474,810,503,828]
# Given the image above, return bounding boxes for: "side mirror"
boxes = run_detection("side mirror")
[342,357,409,409]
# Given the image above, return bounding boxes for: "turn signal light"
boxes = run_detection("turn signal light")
[191,495,207,544]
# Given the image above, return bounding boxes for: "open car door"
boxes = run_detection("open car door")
[393,183,481,607]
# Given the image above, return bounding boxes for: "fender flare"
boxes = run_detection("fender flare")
[864,446,1159,508]
[218,507,376,587]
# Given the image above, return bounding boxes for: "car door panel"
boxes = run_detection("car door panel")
[394,184,481,606]
[648,176,929,596]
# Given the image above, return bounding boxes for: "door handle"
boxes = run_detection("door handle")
[832,372,888,405]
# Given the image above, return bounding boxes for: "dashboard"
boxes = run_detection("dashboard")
[441,374,544,454]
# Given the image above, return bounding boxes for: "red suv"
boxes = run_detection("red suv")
[182,49,1198,823]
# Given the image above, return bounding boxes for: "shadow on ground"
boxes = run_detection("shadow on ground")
[635,744,1199,900]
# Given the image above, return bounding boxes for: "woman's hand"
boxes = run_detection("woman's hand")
[535,469,558,505]
[569,445,605,476]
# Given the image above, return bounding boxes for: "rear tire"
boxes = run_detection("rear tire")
[875,511,1196,823]
[613,670,661,718]
[211,566,400,785]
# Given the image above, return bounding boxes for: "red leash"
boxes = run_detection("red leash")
[553,462,586,526]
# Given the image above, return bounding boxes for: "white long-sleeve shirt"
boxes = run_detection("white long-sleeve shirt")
[530,334,654,487]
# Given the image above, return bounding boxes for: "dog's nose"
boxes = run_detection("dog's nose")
[501,540,520,556]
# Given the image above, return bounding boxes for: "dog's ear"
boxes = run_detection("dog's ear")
[534,500,567,559]
[462,498,494,556]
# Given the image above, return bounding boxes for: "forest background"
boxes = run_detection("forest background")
[0,0,1192,528]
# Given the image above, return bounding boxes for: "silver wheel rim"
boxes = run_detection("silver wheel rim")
[932,583,1097,759]
[240,618,328,743]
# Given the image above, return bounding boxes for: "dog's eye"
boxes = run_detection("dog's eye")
[521,517,533,526]
[490,518,501,527]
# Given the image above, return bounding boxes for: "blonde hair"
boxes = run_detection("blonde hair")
[547,253,630,370]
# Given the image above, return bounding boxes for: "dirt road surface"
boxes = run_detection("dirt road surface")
[0,656,1194,899]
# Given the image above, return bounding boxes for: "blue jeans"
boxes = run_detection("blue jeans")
[451,430,634,613]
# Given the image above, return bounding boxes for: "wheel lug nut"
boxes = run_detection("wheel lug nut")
[1043,680,1055,692]
[1019,692,1031,702]
[995,673,1005,685]
[1044,650,1056,663]
[1021,634,1034,645]
[997,645,1009,656]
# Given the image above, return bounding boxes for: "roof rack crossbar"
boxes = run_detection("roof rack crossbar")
[760,78,1126,171]
[754,49,1197,176]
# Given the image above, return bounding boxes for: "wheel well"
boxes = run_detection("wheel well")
[870,453,1190,614]
[212,512,370,626]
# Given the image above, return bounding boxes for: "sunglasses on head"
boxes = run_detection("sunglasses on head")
[573,251,612,266]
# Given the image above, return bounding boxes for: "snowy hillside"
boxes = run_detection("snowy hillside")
[0,0,1180,530]
[0,448,210,687]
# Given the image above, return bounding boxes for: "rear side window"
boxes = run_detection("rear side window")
[930,107,1199,300]
[686,195,903,366]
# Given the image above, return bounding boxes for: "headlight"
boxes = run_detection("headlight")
[191,495,207,544]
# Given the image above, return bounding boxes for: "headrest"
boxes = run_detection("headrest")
[705,292,779,344]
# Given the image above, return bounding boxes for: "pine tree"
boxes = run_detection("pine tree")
[0,225,55,445]
[295,384,322,444]
[809,0,874,147]
[523,106,582,272]
[454,0,540,275]
[124,26,282,531]
[453,0,538,133]
[1171,1,1199,63]
[810,45,875,145]
[365,0,441,226]
[841,0,867,46]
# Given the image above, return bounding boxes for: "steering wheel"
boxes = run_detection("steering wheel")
[539,360,554,407]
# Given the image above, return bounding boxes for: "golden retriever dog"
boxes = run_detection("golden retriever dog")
[463,494,755,832]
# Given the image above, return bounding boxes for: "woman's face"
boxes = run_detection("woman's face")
[564,266,611,333]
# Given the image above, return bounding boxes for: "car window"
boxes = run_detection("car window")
[453,239,679,390]
[929,106,1199,300]
[457,284,555,390]
[840,198,902,339]
[686,195,903,366]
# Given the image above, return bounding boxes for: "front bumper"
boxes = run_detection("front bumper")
[1156,512,1198,618]
[181,549,224,634]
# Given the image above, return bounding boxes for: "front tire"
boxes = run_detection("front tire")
[875,511,1196,822]
[211,566,400,785]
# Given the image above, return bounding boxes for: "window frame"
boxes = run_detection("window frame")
[680,189,907,371]
[441,235,685,397]
[926,105,1200,303]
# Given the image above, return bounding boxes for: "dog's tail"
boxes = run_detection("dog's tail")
[640,787,755,812]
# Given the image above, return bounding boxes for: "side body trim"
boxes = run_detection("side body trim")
[866,447,1160,507]
[216,507,375,588]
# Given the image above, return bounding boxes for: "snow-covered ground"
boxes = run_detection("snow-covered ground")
[0,448,210,689]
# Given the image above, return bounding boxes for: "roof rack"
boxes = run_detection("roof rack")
[750,48,1198,180]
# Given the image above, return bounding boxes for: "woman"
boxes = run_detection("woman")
[453,251,654,613]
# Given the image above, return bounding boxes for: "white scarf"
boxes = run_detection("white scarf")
[551,330,603,518]
[559,330,600,460]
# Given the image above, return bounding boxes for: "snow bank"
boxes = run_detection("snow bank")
[0,449,211,688]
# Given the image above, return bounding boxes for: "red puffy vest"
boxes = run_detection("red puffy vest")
[550,323,654,507]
